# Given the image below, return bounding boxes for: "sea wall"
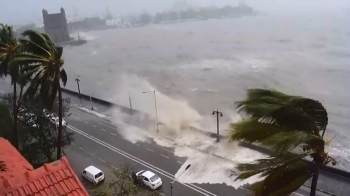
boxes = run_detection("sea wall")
[61,87,350,179]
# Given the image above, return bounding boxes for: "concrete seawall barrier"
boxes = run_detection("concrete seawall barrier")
[61,87,350,179]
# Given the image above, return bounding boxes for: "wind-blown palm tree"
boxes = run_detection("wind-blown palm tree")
[11,30,67,159]
[230,89,336,196]
[0,24,22,149]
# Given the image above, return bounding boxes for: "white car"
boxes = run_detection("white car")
[134,170,162,190]
[50,116,67,127]
[82,166,105,185]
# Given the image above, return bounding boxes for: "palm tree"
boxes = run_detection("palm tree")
[11,30,67,160]
[230,89,336,196]
[0,24,22,149]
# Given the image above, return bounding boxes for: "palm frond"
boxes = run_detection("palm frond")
[0,42,9,48]
[19,38,51,57]
[259,131,325,152]
[235,89,294,116]
[21,30,51,52]
[260,105,319,135]
[235,101,282,118]
[10,57,50,66]
[250,160,312,196]
[230,119,293,143]
[235,152,311,180]
[55,46,63,59]
[0,55,9,77]
[288,97,328,133]
[235,89,328,135]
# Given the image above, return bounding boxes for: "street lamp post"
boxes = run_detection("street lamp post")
[171,164,191,196]
[212,110,223,142]
[142,90,159,132]
[89,88,94,111]
[75,78,81,100]
[128,90,133,110]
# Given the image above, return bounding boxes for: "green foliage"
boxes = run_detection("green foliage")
[230,89,335,195]
[0,93,74,166]
[0,24,21,79]
[91,165,162,196]
[0,100,13,140]
[12,29,66,110]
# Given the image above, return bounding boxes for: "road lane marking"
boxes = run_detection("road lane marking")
[161,154,169,159]
[156,146,174,153]
[71,142,75,145]
[73,107,176,154]
[147,148,154,152]
[79,147,84,150]
[100,158,106,163]
[95,120,119,130]
[111,133,116,136]
[68,125,215,196]
[177,161,183,164]
[83,121,88,124]
[89,153,94,156]
[70,108,310,196]
[101,128,106,132]
[92,125,97,127]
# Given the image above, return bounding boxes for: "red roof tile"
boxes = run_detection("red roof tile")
[0,138,34,180]
[0,138,88,196]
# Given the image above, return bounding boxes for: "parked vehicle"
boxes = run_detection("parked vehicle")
[133,170,162,190]
[82,166,105,185]
[50,116,67,127]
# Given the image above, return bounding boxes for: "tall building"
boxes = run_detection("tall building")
[42,7,70,43]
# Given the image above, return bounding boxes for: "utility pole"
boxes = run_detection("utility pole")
[128,90,132,110]
[89,88,94,111]
[310,165,319,196]
[143,90,159,132]
[212,110,223,142]
[171,164,191,196]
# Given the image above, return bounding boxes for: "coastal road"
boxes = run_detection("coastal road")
[67,107,250,196]
[65,107,331,196]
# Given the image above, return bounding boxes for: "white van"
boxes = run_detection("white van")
[82,166,105,184]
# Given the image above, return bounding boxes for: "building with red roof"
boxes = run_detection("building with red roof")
[0,137,89,196]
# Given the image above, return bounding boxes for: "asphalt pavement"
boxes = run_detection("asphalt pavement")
[65,107,335,196]
[0,78,342,196]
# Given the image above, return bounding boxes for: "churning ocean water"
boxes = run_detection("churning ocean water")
[58,10,350,171]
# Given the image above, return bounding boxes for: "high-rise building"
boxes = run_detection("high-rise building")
[42,7,70,43]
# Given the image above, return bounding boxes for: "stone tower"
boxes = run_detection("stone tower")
[42,7,70,43]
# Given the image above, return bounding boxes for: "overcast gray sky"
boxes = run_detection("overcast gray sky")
[1,0,350,24]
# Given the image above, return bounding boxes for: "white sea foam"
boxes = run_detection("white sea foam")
[106,74,266,188]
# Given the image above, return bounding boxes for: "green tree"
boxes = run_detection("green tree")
[230,89,336,196]
[19,97,74,167]
[0,101,13,140]
[0,24,22,149]
[11,30,68,160]
[1,93,73,167]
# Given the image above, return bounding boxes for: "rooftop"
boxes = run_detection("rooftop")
[142,171,156,179]
[84,165,102,175]
[0,137,88,196]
